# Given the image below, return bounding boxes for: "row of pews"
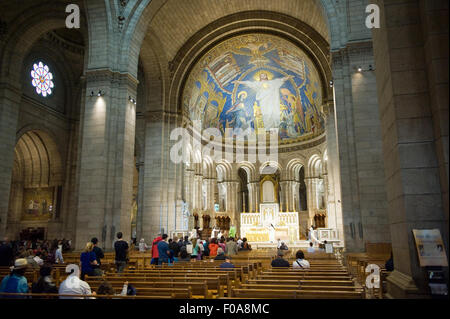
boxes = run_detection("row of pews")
[345,242,392,298]
[0,248,367,299]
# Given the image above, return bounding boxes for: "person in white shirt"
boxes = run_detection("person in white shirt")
[236,238,243,249]
[277,238,282,249]
[59,266,96,299]
[307,242,315,253]
[33,252,44,266]
[55,244,64,263]
[139,238,149,253]
[293,250,310,269]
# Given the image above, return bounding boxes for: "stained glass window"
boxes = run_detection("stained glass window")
[31,62,54,97]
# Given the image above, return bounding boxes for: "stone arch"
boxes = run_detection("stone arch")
[0,1,88,86]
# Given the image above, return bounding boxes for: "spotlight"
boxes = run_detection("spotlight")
[90,91,94,97]
[329,80,334,88]
[369,65,373,71]
[357,66,362,72]
[129,96,137,105]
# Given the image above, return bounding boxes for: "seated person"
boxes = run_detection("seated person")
[96,280,128,298]
[0,258,29,297]
[219,256,235,269]
[59,267,96,299]
[31,264,58,294]
[214,248,226,260]
[292,250,310,269]
[271,251,290,268]
[307,242,315,253]
[239,237,252,251]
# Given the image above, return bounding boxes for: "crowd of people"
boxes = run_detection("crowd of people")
[0,231,253,298]
[0,230,344,298]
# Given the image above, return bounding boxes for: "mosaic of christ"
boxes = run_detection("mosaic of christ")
[182,33,325,142]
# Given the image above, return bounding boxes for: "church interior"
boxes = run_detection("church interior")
[0,0,448,302]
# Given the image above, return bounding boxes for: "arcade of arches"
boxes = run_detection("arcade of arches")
[0,0,448,298]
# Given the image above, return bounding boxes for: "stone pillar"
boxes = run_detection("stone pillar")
[279,181,287,212]
[372,0,448,298]
[75,70,137,250]
[0,83,21,238]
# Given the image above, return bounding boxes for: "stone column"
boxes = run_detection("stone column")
[75,70,137,250]
[372,0,448,298]
[0,83,21,238]
[279,181,290,212]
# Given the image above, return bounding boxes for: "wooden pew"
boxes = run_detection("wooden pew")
[230,288,364,299]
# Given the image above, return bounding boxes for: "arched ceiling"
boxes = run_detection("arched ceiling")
[145,0,329,63]
[13,131,63,188]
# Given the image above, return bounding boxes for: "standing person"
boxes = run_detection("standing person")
[151,233,162,265]
[190,238,198,260]
[225,237,238,256]
[292,250,310,269]
[91,238,104,276]
[0,258,29,296]
[157,234,170,265]
[114,232,129,273]
[218,237,226,252]
[203,239,210,257]
[80,242,98,280]
[240,238,252,251]
[0,238,13,267]
[139,238,149,253]
[168,237,180,258]
[209,238,219,257]
[236,238,243,250]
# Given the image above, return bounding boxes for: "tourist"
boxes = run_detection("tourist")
[0,238,13,267]
[151,233,162,265]
[194,239,204,260]
[33,251,44,267]
[214,248,226,260]
[219,256,235,269]
[80,242,98,279]
[25,250,40,270]
[240,238,252,251]
[178,247,191,262]
[169,237,180,258]
[96,280,128,298]
[139,238,149,253]
[157,234,170,265]
[202,239,210,257]
[208,238,219,257]
[59,267,96,299]
[54,241,64,264]
[0,258,29,297]
[293,250,310,269]
[31,264,58,294]
[191,238,198,259]
[236,237,243,249]
[225,237,238,256]
[114,232,129,273]
[271,251,290,268]
[218,237,226,251]
[307,242,315,253]
[91,238,104,276]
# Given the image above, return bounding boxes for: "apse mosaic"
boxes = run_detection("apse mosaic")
[182,34,324,142]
